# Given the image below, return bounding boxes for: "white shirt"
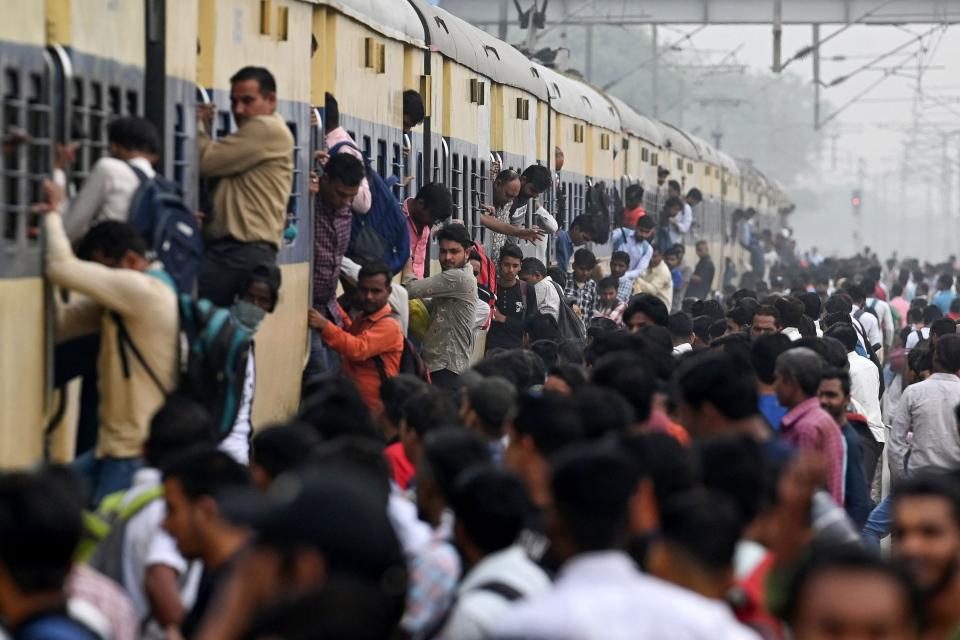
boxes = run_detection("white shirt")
[533,276,561,320]
[513,205,558,266]
[670,202,693,245]
[781,326,801,342]
[848,352,882,429]
[440,546,551,640]
[220,350,255,464]
[852,305,883,355]
[890,373,960,479]
[54,156,155,242]
[493,551,758,640]
[673,342,693,357]
[121,468,201,637]
[865,297,895,348]
[905,326,931,351]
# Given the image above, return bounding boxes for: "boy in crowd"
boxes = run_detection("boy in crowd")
[564,249,599,320]
[593,277,627,326]
[519,258,561,321]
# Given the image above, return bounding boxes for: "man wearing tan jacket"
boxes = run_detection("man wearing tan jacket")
[633,246,674,310]
[42,183,178,505]
[196,66,293,306]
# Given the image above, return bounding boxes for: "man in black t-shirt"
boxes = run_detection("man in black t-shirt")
[686,240,716,300]
[486,244,537,353]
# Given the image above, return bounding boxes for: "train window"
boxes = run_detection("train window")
[687,162,693,174]
[432,148,440,183]
[88,82,106,162]
[173,104,187,187]
[641,148,649,162]
[600,133,610,151]
[285,121,301,246]
[469,157,478,234]
[391,142,402,198]
[276,6,289,41]
[417,151,423,191]
[108,86,121,115]
[451,153,461,219]
[126,90,139,115]
[260,0,272,35]
[651,152,658,166]
[516,98,530,120]
[362,135,372,160]
[376,139,386,177]
[573,124,584,144]
[676,158,683,171]
[26,71,50,233]
[2,68,22,241]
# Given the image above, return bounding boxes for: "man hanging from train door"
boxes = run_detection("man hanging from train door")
[196,66,294,307]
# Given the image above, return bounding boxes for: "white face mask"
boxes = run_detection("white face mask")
[230,300,267,333]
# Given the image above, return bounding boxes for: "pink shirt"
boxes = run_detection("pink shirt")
[781,397,846,506]
[325,127,371,214]
[404,198,430,279]
[890,296,910,328]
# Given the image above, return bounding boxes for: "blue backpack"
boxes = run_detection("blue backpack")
[329,141,410,274]
[112,270,253,438]
[128,165,204,293]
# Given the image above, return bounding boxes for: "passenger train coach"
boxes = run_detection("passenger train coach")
[0,0,793,466]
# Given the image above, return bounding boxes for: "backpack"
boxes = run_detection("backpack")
[329,141,410,274]
[80,485,165,584]
[16,615,103,640]
[112,270,252,438]
[372,337,431,384]
[863,299,880,320]
[470,241,497,303]
[127,165,204,293]
[551,281,586,341]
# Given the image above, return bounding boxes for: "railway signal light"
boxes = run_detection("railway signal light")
[852,189,862,209]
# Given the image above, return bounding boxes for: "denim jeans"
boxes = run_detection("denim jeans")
[862,494,894,548]
[71,450,143,507]
[303,329,341,383]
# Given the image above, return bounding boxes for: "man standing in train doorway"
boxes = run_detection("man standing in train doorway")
[510,165,559,265]
[196,66,294,307]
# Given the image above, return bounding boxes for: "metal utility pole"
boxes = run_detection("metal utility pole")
[585,24,594,81]
[498,0,509,40]
[651,25,659,118]
[711,130,723,149]
[812,24,821,129]
[772,0,783,71]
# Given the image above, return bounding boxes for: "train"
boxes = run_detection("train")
[0,0,793,467]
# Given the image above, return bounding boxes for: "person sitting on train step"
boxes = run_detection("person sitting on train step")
[402,223,478,392]
[196,66,294,307]
[52,116,160,243]
[221,262,282,465]
[482,169,545,263]
[305,152,366,379]
[403,89,426,134]
[612,215,656,295]
[554,214,596,273]
[323,92,371,214]
[41,183,177,505]
[308,261,404,411]
[632,246,674,310]
[510,165,559,265]
[518,257,561,321]
[405,182,454,279]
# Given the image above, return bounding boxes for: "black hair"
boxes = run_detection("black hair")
[357,260,392,289]
[775,347,823,397]
[77,220,148,262]
[0,468,83,593]
[674,350,759,421]
[402,89,425,126]
[421,427,491,504]
[547,267,567,288]
[401,387,460,438]
[686,188,703,203]
[691,299,726,321]
[821,366,851,397]
[325,152,365,187]
[512,392,583,456]
[938,273,954,290]
[696,435,766,525]
[894,472,960,523]
[107,116,160,154]
[472,349,547,392]
[547,364,589,392]
[821,311,852,330]
[923,304,944,324]
[658,166,670,177]
[754,304,782,326]
[610,251,630,266]
[663,196,684,211]
[659,488,742,572]
[450,467,531,555]
[498,243,524,264]
[324,92,340,129]
[300,377,381,442]
[936,334,960,372]
[162,448,250,501]
[591,354,658,423]
[708,318,728,341]
[620,432,695,508]
[557,339,586,366]
[146,395,218,468]
[817,336,851,369]
[523,313,561,343]
[379,374,427,427]
[624,184,645,208]
[668,179,681,192]
[572,248,597,269]
[251,423,321,482]
[519,257,547,278]
[824,323,858,353]
[520,164,552,192]
[435,223,473,250]
[550,444,638,551]
[798,291,823,319]
[625,293,669,328]
[824,294,853,316]
[569,214,596,238]
[465,376,516,438]
[415,183,453,223]
[230,66,277,95]
[845,283,866,303]
[309,437,394,503]
[909,344,934,375]
[574,384,635,440]
[931,317,957,340]
[775,297,805,327]
[668,312,693,339]
[727,304,755,329]
[241,262,282,312]
[598,276,619,292]
[495,169,520,184]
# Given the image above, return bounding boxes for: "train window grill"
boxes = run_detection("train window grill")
[2,68,23,241]
[25,71,51,238]
[285,121,301,245]
[470,157,479,235]
[260,0,272,35]
[126,90,139,115]
[417,151,423,192]
[651,152,658,166]
[641,148,649,162]
[451,153,462,219]
[432,148,440,182]
[173,104,187,187]
[469,79,485,105]
[516,97,530,120]
[573,123,584,144]
[108,86,121,115]
[392,142,403,198]
[376,139,387,178]
[276,6,289,41]
[687,162,693,174]
[600,133,610,151]
[362,135,372,160]
[676,158,683,171]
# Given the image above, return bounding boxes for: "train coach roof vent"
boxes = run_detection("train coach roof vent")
[530,67,540,78]
[434,16,449,33]
[484,45,500,60]
[580,95,591,107]
[551,82,561,98]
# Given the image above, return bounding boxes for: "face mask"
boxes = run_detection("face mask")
[231,300,267,333]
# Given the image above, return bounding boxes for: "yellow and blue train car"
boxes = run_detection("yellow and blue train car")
[607,94,662,203]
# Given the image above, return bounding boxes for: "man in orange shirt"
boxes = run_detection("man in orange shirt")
[308,261,403,409]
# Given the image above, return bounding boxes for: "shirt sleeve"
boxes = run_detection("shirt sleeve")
[62,160,112,242]
[320,316,402,361]
[889,390,912,480]
[198,118,280,177]
[404,270,472,301]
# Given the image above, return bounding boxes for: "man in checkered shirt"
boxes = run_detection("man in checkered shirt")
[564,248,599,320]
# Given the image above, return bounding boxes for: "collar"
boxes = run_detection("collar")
[929,372,960,382]
[781,397,822,429]
[558,550,638,582]
[363,304,394,323]
[131,467,162,487]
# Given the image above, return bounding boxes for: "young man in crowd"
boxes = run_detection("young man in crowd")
[593,277,627,326]
[486,244,537,354]
[481,169,544,263]
[554,214,596,272]
[403,224,478,391]
[632,246,673,310]
[608,251,633,303]
[404,183,454,279]
[197,66,293,306]
[751,305,782,338]
[508,165,561,265]
[612,215,656,297]
[564,249,598,320]
[518,257,561,321]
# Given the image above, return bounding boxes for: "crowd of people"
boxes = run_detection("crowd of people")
[10,62,960,640]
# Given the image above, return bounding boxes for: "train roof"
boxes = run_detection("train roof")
[688,134,720,167]
[655,120,700,159]
[607,95,662,146]
[717,151,740,177]
[318,0,426,46]
[408,0,548,99]
[737,159,771,191]
[535,64,621,130]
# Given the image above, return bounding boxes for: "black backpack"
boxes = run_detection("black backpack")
[551,281,586,341]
